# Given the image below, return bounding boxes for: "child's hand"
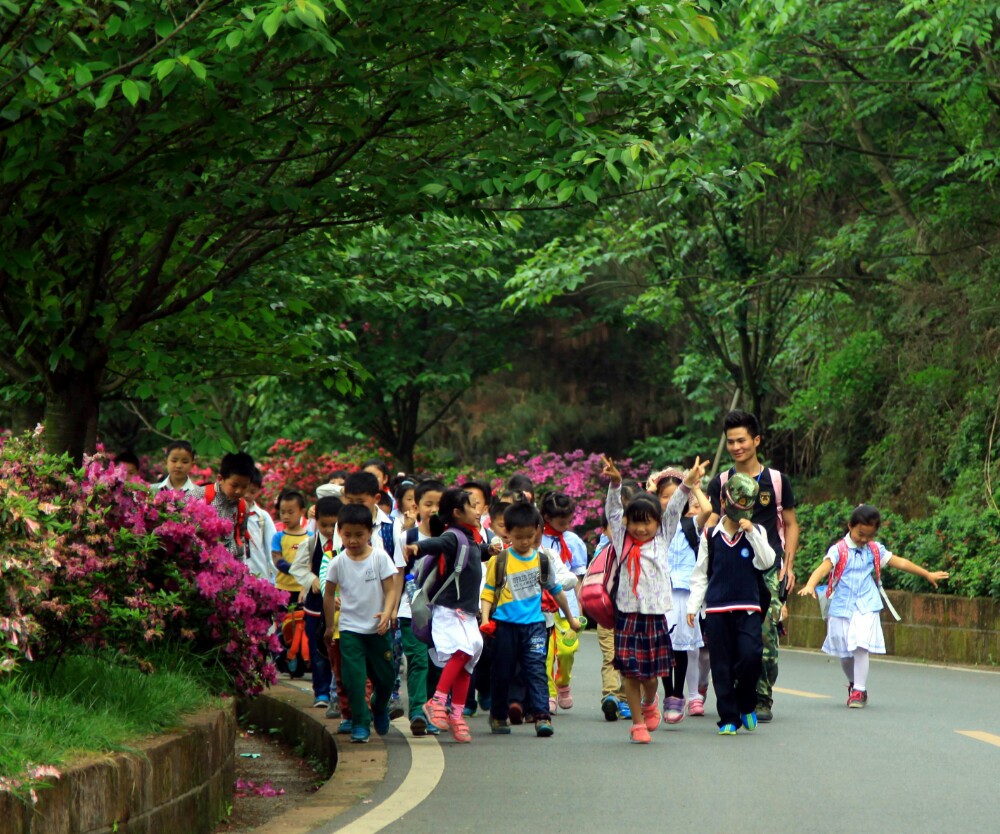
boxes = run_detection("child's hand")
[335,597,342,611]
[374,611,391,635]
[601,454,622,486]
[405,543,420,559]
[402,508,418,530]
[489,538,504,554]
[307,506,316,519]
[568,616,582,632]
[324,626,334,642]
[926,570,949,588]
[686,613,696,627]
[797,585,817,598]
[311,578,321,594]
[683,456,709,489]
[298,590,307,604]
[738,517,753,533]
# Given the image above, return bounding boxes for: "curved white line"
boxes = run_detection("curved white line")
[338,718,444,833]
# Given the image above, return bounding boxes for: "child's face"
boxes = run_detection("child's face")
[364,465,387,488]
[329,475,346,486]
[454,502,480,528]
[399,488,415,515]
[123,462,141,480]
[465,488,487,518]
[545,515,573,534]
[343,492,378,513]
[219,474,250,500]
[316,515,338,540]
[725,427,760,464]
[279,499,303,527]
[626,516,658,544]
[490,515,509,542]
[339,522,372,557]
[417,490,442,522]
[849,522,878,546]
[508,525,538,556]
[244,483,261,504]
[166,449,194,483]
[657,482,678,509]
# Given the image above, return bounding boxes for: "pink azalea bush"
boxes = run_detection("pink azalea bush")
[0,431,283,694]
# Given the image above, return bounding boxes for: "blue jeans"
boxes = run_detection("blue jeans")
[304,614,332,700]
[490,620,550,721]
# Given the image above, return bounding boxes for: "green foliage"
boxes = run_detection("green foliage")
[0,650,218,803]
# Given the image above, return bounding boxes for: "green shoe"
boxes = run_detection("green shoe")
[718,723,738,736]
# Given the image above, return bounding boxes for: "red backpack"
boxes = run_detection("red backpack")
[580,538,629,629]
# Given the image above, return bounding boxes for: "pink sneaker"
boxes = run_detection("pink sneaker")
[448,715,472,743]
[549,696,558,714]
[688,697,705,717]
[422,697,449,730]
[640,699,661,732]
[557,685,573,710]
[663,696,685,725]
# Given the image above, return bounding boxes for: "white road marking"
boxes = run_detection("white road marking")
[338,719,445,833]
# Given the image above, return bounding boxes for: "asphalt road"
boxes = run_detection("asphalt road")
[326,633,1000,834]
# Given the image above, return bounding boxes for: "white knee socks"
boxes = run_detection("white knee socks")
[852,649,870,691]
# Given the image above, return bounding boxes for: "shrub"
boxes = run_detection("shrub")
[0,431,283,694]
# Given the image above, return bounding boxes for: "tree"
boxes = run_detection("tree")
[0,0,766,460]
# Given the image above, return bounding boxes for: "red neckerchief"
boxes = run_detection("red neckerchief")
[458,522,483,544]
[623,536,643,595]
[544,523,573,564]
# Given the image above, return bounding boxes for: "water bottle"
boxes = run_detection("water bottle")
[404,573,418,603]
[560,616,588,649]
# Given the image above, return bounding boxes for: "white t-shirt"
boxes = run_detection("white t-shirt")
[326,549,397,635]
[393,528,428,619]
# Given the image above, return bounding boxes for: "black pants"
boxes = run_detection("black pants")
[705,610,763,727]
[490,621,549,721]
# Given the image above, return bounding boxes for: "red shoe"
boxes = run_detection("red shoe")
[449,715,472,742]
[847,688,867,709]
[629,724,651,744]
[508,701,524,725]
[422,697,449,730]
[640,699,661,732]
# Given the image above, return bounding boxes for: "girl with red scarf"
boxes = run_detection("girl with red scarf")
[602,454,709,744]
[405,488,501,742]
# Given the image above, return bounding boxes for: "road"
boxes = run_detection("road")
[320,633,1000,834]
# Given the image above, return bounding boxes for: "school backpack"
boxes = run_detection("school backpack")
[409,528,471,646]
[486,548,553,621]
[580,538,631,629]
[827,539,901,621]
[719,468,785,550]
[204,482,248,555]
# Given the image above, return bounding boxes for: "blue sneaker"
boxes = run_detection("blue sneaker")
[351,724,371,744]
[426,723,440,735]
[313,696,330,709]
[373,707,391,736]
[602,694,619,722]
[337,719,353,735]
[740,711,758,732]
[478,694,492,712]
[718,723,738,736]
[463,703,478,717]
[617,698,632,720]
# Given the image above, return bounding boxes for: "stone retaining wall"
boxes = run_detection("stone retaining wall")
[786,589,1000,665]
[1,703,235,834]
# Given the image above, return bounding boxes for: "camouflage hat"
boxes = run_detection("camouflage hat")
[722,472,759,522]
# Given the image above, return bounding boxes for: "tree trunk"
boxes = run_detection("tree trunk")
[43,371,103,464]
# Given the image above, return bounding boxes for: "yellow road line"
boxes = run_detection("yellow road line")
[956,730,1000,748]
[340,718,445,833]
[773,686,831,699]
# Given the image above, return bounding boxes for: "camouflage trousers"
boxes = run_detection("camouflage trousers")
[757,566,781,707]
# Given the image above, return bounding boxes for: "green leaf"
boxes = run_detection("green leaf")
[75,65,93,86]
[226,29,243,49]
[155,18,173,39]
[120,79,139,106]
[263,7,283,39]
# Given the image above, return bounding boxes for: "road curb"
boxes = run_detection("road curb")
[238,682,388,834]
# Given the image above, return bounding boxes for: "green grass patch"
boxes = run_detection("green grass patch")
[0,649,221,802]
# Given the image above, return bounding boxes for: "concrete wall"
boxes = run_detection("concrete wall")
[786,590,1000,666]
[1,704,235,834]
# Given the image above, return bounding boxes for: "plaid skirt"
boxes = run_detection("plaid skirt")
[613,611,674,680]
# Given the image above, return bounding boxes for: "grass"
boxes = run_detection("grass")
[0,649,221,801]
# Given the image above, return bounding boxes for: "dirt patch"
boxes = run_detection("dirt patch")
[213,723,326,833]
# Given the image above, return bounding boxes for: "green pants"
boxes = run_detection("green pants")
[398,618,429,720]
[339,630,394,729]
[757,566,782,707]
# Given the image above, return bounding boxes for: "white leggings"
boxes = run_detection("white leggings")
[840,648,870,691]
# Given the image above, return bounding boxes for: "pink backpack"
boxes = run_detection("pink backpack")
[580,539,627,629]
